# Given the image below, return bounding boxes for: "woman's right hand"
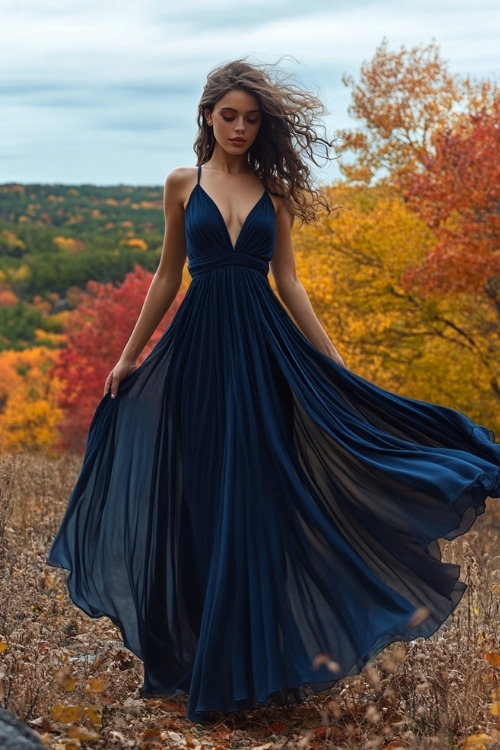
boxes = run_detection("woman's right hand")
[104,359,137,399]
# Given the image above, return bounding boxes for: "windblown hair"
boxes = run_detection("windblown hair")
[194,60,335,224]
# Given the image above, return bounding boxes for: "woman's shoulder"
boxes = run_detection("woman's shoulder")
[165,167,198,190]
[267,192,294,223]
[164,167,199,206]
[166,166,198,181]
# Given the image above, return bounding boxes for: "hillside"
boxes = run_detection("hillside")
[0,184,165,350]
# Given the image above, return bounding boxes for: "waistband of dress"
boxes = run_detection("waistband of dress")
[188,255,269,277]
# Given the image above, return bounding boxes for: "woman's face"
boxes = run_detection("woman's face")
[205,89,261,155]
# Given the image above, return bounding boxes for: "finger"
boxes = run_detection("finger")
[104,373,112,396]
[110,376,120,399]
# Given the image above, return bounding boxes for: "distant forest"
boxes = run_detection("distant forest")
[0,183,165,350]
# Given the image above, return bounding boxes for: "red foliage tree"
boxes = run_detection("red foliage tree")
[403,98,500,297]
[55,266,184,451]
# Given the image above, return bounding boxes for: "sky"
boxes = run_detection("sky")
[0,0,498,186]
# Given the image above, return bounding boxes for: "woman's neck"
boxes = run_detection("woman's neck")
[203,148,251,174]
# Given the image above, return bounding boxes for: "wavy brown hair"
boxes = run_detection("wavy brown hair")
[194,60,335,224]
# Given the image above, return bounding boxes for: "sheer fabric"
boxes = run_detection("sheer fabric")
[49,167,500,721]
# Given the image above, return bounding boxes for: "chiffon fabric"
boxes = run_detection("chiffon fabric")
[49,166,500,721]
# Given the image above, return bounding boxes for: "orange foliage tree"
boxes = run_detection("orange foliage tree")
[403,98,500,297]
[0,269,17,306]
[337,39,496,184]
[55,266,184,451]
[401,98,500,401]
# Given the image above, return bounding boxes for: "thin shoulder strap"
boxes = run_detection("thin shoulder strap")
[197,165,202,185]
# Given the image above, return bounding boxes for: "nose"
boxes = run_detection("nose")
[234,117,245,133]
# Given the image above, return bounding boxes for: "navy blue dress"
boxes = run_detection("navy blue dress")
[49,166,500,721]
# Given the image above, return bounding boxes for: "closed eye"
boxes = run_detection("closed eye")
[221,116,260,124]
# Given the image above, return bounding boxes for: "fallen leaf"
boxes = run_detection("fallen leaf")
[41,570,55,589]
[211,727,231,741]
[313,726,328,739]
[311,652,340,673]
[96,693,118,706]
[145,698,184,713]
[86,706,102,726]
[84,678,109,694]
[408,606,431,627]
[267,721,287,734]
[51,704,84,724]
[141,727,164,746]
[123,696,144,711]
[167,730,186,743]
[109,730,126,742]
[29,717,46,728]
[67,726,100,742]
[484,652,500,666]
[461,733,491,750]
[54,667,77,692]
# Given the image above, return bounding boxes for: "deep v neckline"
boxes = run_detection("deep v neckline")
[196,183,268,252]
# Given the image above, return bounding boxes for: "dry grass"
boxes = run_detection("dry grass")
[1,454,500,749]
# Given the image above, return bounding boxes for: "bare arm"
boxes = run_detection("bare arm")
[105,170,189,397]
[270,200,345,368]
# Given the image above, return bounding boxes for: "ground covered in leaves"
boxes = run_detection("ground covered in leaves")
[2,454,500,749]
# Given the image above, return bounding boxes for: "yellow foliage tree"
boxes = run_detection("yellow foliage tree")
[0,229,26,253]
[121,237,148,250]
[6,264,31,284]
[53,236,87,253]
[293,183,500,432]
[0,347,62,453]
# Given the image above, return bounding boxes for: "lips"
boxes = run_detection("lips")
[229,138,246,146]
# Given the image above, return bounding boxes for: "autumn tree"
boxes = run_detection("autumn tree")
[403,97,500,297]
[328,39,500,418]
[400,97,500,400]
[55,266,184,451]
[293,184,500,431]
[0,347,62,453]
[337,39,496,184]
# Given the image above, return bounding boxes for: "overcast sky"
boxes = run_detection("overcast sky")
[0,0,498,186]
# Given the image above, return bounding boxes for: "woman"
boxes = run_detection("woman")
[49,60,500,722]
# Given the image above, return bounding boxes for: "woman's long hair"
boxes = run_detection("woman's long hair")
[194,60,335,224]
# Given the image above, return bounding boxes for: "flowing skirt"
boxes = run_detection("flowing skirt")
[49,266,500,720]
